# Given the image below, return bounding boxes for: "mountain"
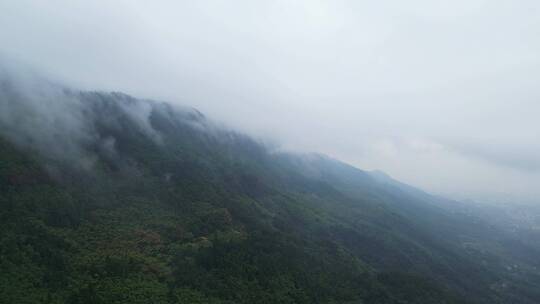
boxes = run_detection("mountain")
[1,72,540,303]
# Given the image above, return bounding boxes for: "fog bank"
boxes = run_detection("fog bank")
[1,1,539,203]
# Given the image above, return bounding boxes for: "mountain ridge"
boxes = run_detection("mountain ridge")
[1,74,540,303]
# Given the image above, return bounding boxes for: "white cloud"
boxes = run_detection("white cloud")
[1,0,539,203]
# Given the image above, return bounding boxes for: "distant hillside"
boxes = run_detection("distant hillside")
[2,71,540,303]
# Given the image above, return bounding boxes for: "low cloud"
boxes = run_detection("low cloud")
[1,1,539,203]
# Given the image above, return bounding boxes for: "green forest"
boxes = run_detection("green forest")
[1,89,540,304]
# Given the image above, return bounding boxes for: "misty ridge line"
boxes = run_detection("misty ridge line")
[2,0,539,204]
[2,60,538,206]
[0,64,224,174]
[0,63,320,185]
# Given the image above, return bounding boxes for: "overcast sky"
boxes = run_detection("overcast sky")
[1,0,539,203]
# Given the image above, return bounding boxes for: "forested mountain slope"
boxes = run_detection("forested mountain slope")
[1,73,540,303]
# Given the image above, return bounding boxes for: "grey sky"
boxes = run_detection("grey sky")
[1,0,539,203]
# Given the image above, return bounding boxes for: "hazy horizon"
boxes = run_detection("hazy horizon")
[1,0,539,204]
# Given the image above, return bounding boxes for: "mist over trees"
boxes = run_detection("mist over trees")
[2,67,540,303]
[1,1,539,302]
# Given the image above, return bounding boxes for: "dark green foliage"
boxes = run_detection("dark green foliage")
[1,92,539,303]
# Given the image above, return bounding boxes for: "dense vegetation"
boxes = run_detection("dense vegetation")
[1,83,540,303]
